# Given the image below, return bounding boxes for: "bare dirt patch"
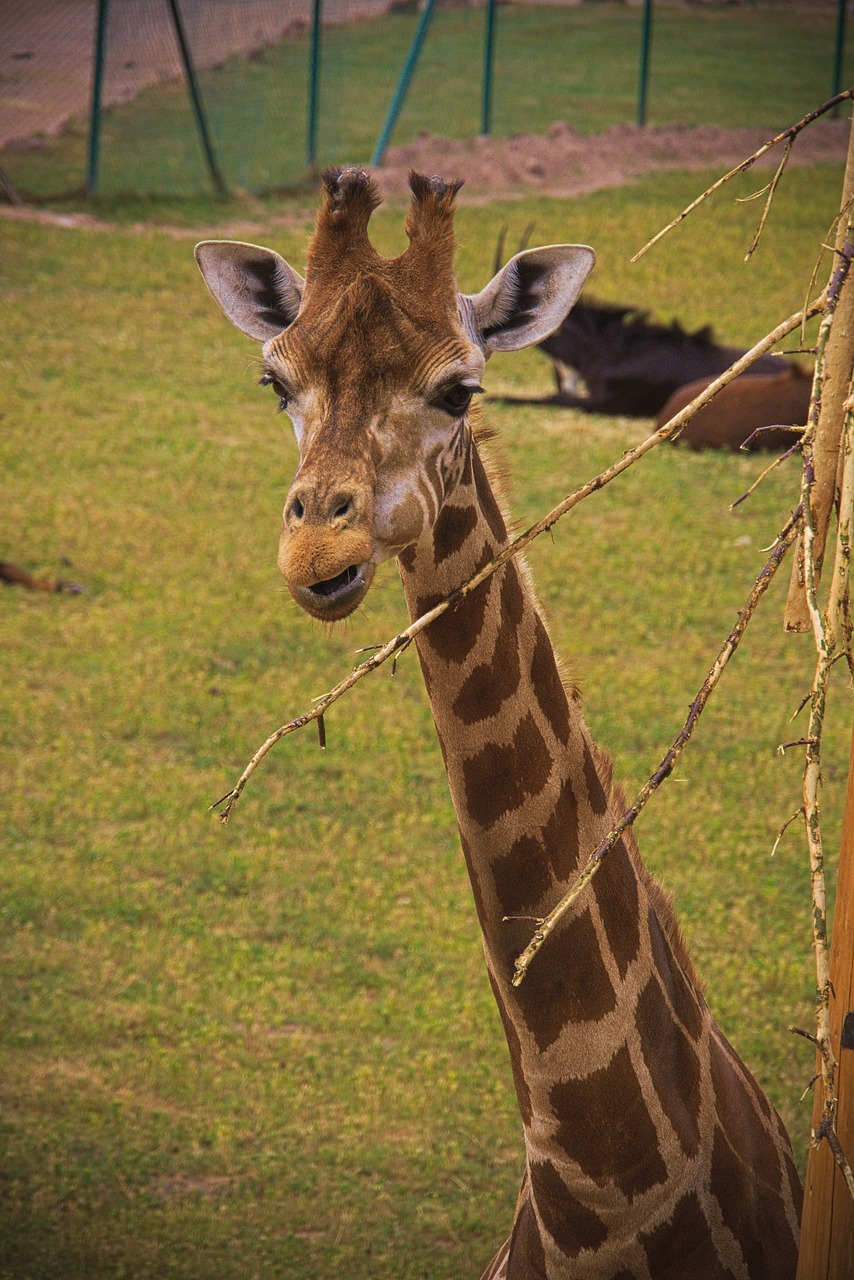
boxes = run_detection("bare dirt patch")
[374,117,851,203]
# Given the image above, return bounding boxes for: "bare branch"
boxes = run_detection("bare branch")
[744,136,795,261]
[820,1122,854,1199]
[631,91,854,263]
[771,807,805,857]
[730,444,801,509]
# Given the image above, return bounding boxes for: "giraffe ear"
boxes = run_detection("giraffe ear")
[194,240,305,341]
[467,245,596,356]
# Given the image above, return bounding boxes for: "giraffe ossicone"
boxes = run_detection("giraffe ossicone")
[196,168,802,1279]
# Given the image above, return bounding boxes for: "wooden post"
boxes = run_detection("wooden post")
[797,718,854,1278]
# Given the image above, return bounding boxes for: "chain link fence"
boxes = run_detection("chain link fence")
[0,0,849,200]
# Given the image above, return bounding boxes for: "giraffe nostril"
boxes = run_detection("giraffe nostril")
[289,496,305,521]
[333,498,353,520]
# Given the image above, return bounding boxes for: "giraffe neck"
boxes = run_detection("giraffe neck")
[397,434,801,1278]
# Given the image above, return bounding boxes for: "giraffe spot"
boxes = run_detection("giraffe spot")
[500,561,526,630]
[514,908,617,1053]
[540,775,581,882]
[550,1045,667,1201]
[636,975,701,1158]
[507,1194,547,1278]
[488,969,533,1127]
[708,1031,801,1241]
[451,621,521,725]
[639,1191,734,1278]
[528,1158,608,1257]
[582,738,609,815]
[472,446,507,543]
[433,501,478,564]
[492,832,552,919]
[647,906,704,1042]
[530,614,572,747]
[419,541,493,664]
[591,838,640,980]
[611,1272,639,1280]
[710,1124,800,1278]
[462,711,551,831]
[397,545,416,573]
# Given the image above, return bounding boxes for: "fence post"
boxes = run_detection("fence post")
[87,0,110,197]
[637,0,653,128]
[481,0,497,137]
[165,0,228,195]
[307,0,323,172]
[371,0,436,168]
[832,0,848,114]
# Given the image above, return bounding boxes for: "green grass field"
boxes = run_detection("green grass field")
[1,157,852,1277]
[3,1,850,200]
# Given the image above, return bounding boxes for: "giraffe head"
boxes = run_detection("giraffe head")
[195,169,594,620]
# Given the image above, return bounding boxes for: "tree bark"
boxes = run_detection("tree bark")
[785,116,854,631]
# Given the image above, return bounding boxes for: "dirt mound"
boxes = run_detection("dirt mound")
[372,117,851,202]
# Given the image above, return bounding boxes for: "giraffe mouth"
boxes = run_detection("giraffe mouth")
[289,562,374,621]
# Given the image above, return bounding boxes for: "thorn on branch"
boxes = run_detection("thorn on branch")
[799,1072,821,1104]
[790,690,812,721]
[771,807,804,857]
[777,737,818,754]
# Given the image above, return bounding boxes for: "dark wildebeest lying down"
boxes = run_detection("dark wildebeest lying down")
[529,298,786,416]
[657,365,813,451]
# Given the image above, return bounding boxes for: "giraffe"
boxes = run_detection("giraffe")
[195,169,803,1278]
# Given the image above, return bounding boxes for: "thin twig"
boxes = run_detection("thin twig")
[744,136,795,261]
[631,91,854,264]
[730,444,801,509]
[511,507,803,987]
[777,737,818,754]
[821,1122,854,1199]
[771,807,805,858]
[791,1024,822,1047]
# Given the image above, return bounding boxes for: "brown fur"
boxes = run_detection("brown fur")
[660,365,812,451]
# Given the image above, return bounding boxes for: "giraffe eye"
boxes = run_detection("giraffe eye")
[435,383,482,416]
[259,372,291,411]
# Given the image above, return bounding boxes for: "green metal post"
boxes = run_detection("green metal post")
[637,0,653,128]
[832,0,848,114]
[481,0,497,137]
[87,0,110,197]
[371,0,436,168]
[307,0,323,171]
[165,0,228,194]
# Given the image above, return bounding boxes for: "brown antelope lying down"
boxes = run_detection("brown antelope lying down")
[0,561,83,593]
[657,365,812,451]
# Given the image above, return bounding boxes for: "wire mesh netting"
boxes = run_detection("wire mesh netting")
[1,0,850,200]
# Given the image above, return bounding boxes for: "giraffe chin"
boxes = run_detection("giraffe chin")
[287,562,374,621]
